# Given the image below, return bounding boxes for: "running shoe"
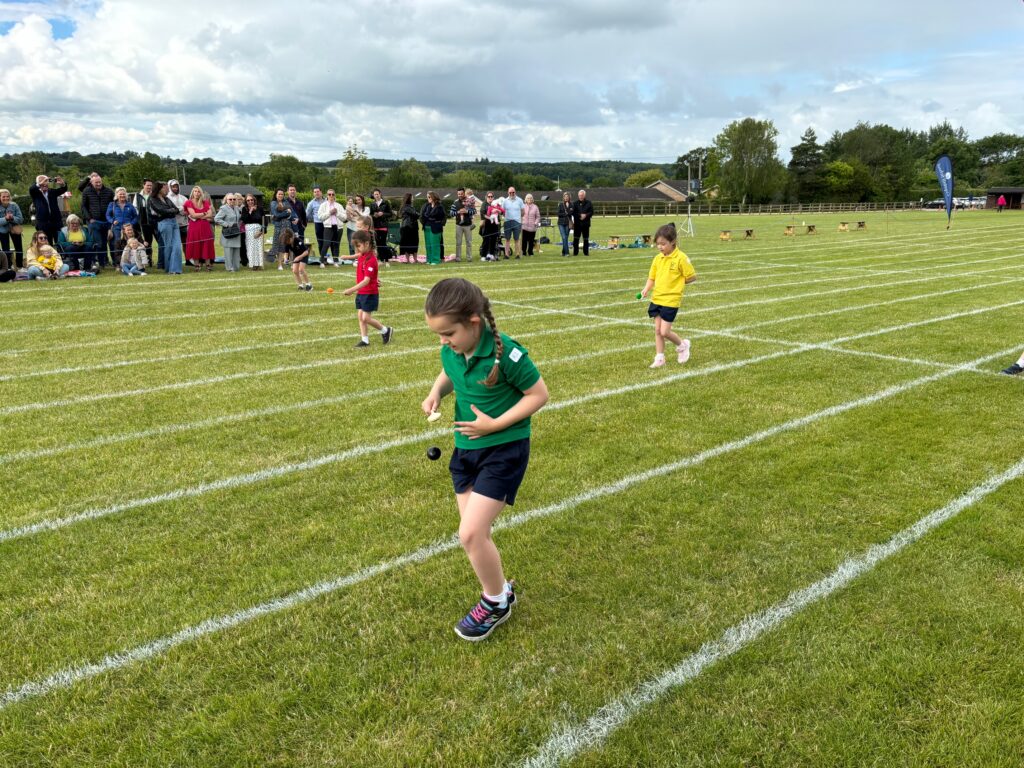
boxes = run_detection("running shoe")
[677,339,691,364]
[454,592,513,642]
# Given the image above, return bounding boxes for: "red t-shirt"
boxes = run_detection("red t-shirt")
[355,252,379,294]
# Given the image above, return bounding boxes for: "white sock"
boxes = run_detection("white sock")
[484,590,507,608]
[654,353,665,360]
[1017,352,1024,367]
[361,335,369,344]
[380,326,388,335]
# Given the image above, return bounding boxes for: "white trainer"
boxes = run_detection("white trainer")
[649,354,666,369]
[677,339,691,364]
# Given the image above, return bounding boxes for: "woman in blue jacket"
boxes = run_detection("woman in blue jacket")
[106,187,139,247]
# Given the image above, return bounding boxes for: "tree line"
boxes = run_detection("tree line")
[1,118,1020,211]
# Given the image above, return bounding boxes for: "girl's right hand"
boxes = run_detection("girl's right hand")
[421,394,440,416]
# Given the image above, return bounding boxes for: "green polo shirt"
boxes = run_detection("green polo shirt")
[440,325,541,450]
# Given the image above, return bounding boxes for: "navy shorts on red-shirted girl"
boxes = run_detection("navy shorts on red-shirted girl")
[449,437,530,505]
[355,293,379,312]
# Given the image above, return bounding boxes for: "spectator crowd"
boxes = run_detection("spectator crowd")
[0,171,599,283]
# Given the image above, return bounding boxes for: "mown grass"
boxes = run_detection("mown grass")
[0,210,1022,766]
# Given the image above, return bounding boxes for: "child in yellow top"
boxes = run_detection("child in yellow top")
[639,223,697,368]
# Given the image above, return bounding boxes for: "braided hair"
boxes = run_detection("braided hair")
[425,277,504,386]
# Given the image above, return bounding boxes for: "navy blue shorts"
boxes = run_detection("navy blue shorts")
[647,302,678,323]
[449,437,530,505]
[355,293,379,312]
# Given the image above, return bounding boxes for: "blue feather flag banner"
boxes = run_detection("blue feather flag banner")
[934,154,954,228]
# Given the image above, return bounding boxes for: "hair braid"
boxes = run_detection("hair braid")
[481,299,503,387]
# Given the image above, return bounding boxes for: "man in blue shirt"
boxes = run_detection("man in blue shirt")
[499,186,525,259]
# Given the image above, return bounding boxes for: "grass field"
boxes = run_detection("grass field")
[1,210,1023,767]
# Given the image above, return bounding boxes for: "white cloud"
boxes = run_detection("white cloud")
[0,0,1021,163]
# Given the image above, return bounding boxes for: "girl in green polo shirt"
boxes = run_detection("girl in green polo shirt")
[422,278,549,641]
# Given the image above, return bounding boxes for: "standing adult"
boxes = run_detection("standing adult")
[306,186,326,264]
[78,173,115,269]
[28,173,68,247]
[521,193,541,256]
[130,179,155,264]
[269,188,292,267]
[479,191,502,261]
[316,188,346,267]
[241,194,265,270]
[420,191,447,265]
[398,192,419,263]
[370,188,392,254]
[148,181,183,274]
[286,184,306,243]
[214,193,243,272]
[105,187,139,247]
[185,185,216,271]
[571,189,594,256]
[449,187,476,262]
[0,189,25,268]
[997,194,1007,212]
[499,186,525,259]
[556,191,573,256]
[167,180,189,267]
[345,194,368,256]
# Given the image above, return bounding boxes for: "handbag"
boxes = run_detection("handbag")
[221,223,241,238]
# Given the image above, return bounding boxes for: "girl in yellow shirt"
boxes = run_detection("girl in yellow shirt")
[639,223,697,368]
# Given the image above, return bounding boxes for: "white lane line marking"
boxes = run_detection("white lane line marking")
[0,344,1014,711]
[0,340,641,467]
[520,455,1024,767]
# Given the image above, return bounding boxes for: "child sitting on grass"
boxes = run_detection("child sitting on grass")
[120,237,148,276]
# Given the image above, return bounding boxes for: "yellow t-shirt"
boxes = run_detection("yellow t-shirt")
[68,229,85,244]
[648,247,696,308]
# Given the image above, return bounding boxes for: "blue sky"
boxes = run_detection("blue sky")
[1,0,1021,164]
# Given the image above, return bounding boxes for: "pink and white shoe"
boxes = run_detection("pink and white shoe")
[677,339,691,364]
[649,354,666,369]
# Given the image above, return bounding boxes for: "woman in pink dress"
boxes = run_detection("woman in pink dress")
[185,185,216,270]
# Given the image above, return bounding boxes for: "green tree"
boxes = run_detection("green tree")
[974,132,1024,167]
[384,158,433,187]
[435,169,489,190]
[713,118,785,205]
[487,165,515,190]
[674,147,712,182]
[927,121,980,186]
[120,151,169,190]
[514,173,555,191]
[331,145,378,196]
[786,128,825,202]
[823,158,875,202]
[256,153,315,192]
[624,168,664,187]
[823,122,921,200]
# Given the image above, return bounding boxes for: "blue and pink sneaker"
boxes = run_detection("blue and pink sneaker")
[454,582,516,642]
